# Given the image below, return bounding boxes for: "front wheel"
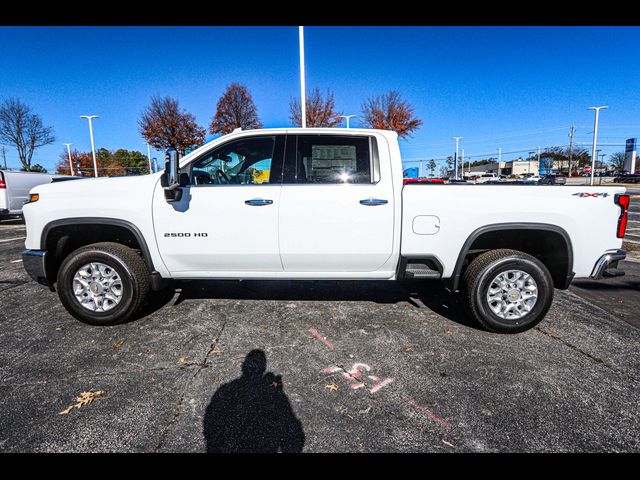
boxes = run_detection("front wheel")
[56,242,151,326]
[462,249,554,334]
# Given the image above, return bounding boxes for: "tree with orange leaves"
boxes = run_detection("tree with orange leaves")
[361,91,423,138]
[139,96,206,156]
[210,83,262,135]
[289,88,343,128]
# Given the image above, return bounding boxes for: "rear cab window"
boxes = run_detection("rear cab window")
[283,135,379,184]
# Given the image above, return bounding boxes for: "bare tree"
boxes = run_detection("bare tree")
[139,96,206,156]
[289,88,343,127]
[210,83,262,134]
[609,151,626,170]
[0,98,55,171]
[361,91,423,138]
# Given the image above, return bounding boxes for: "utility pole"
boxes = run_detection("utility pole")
[298,26,307,129]
[461,149,465,179]
[452,137,463,180]
[80,115,99,177]
[63,143,74,175]
[588,106,608,186]
[1,146,7,170]
[567,125,575,176]
[144,142,152,174]
[537,146,541,175]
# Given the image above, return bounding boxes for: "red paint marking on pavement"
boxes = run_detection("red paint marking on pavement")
[369,378,394,393]
[351,382,366,389]
[368,375,380,382]
[308,328,334,350]
[408,398,452,430]
[322,366,341,373]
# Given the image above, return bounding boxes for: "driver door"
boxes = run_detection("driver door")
[152,135,285,275]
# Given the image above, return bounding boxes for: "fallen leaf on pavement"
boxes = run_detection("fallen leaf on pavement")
[211,347,224,356]
[325,383,338,392]
[404,346,414,352]
[444,330,453,336]
[179,356,187,364]
[112,340,124,350]
[59,390,106,415]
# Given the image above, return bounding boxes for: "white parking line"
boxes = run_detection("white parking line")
[0,236,25,243]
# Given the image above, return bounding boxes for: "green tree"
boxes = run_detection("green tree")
[427,159,436,177]
[113,149,149,174]
[22,163,47,173]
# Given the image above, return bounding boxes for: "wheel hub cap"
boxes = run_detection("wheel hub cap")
[486,269,538,320]
[73,262,123,312]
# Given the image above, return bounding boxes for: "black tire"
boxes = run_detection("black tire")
[56,242,151,326]
[462,249,554,334]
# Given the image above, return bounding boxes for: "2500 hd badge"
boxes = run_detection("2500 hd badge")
[164,232,208,237]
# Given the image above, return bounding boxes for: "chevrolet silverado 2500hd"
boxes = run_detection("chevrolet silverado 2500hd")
[21,128,630,333]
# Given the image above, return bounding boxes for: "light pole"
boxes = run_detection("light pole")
[63,143,74,176]
[461,149,465,179]
[537,146,541,175]
[80,115,99,177]
[298,26,307,129]
[338,115,357,128]
[588,106,608,186]
[144,142,152,174]
[452,137,463,180]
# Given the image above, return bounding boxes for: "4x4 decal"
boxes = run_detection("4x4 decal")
[572,192,610,198]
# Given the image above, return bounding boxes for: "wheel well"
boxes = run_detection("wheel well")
[452,226,573,290]
[43,222,151,284]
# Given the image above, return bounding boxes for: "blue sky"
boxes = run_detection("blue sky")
[0,26,639,172]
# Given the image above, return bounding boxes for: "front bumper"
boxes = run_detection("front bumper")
[21,250,51,288]
[590,250,626,280]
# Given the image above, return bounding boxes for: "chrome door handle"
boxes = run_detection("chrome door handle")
[359,198,388,206]
[244,198,273,206]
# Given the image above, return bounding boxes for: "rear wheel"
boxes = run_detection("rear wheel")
[462,249,554,333]
[57,242,150,326]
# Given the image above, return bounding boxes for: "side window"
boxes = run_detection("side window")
[189,136,277,186]
[284,135,374,184]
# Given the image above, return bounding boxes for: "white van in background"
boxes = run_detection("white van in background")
[0,170,66,220]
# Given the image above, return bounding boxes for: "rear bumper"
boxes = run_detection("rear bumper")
[21,250,51,288]
[590,250,626,280]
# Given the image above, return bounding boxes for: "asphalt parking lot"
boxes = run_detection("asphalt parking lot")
[1,218,639,452]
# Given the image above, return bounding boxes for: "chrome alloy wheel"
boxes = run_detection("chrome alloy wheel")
[486,269,538,320]
[72,262,124,312]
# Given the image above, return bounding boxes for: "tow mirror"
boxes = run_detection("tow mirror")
[161,148,183,202]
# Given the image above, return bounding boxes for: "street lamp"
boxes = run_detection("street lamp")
[338,115,357,128]
[298,26,307,129]
[63,143,74,176]
[80,115,99,177]
[144,142,152,174]
[452,137,463,180]
[588,106,608,186]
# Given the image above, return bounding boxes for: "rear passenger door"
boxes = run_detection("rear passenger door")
[278,134,395,274]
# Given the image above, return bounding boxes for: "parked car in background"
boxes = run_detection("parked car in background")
[476,173,500,184]
[539,174,567,185]
[0,170,66,220]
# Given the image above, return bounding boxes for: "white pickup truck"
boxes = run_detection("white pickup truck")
[21,128,630,333]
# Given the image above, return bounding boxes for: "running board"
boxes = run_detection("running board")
[397,257,443,280]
